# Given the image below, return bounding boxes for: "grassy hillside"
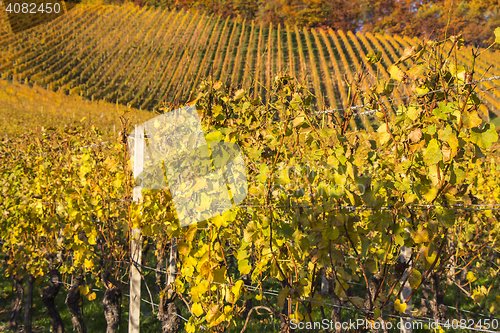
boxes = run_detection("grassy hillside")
[1,4,500,130]
[0,78,154,139]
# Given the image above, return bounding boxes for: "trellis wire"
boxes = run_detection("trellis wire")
[131,260,500,332]
[8,74,500,332]
[117,258,500,330]
[48,257,499,331]
[54,275,500,332]
[37,199,500,211]
[238,203,500,211]
[313,75,500,118]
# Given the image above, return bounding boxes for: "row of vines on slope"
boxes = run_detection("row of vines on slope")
[1,33,500,333]
[2,5,500,128]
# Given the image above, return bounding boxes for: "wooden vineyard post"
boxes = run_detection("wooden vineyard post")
[399,246,413,333]
[129,124,144,333]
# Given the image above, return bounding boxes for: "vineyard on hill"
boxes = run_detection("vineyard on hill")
[1,4,500,131]
[2,3,500,332]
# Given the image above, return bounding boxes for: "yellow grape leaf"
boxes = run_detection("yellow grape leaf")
[222,209,237,222]
[407,64,425,80]
[248,186,261,195]
[192,303,204,317]
[424,139,442,165]
[292,116,306,128]
[79,285,89,296]
[231,280,244,300]
[87,292,96,301]
[211,215,224,228]
[426,252,437,264]
[389,65,405,81]
[289,311,304,321]
[377,123,392,145]
[84,259,94,270]
[472,288,485,303]
[466,271,477,283]
[205,131,222,143]
[238,259,251,275]
[88,233,97,245]
[421,186,439,202]
[206,305,221,323]
[462,110,482,129]
[274,168,291,185]
[185,322,196,333]
[406,106,421,121]
[212,267,226,284]
[495,27,500,44]
[394,299,408,313]
[470,123,498,150]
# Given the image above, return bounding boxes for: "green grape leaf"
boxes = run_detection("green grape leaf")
[277,287,290,309]
[436,206,456,228]
[424,139,442,165]
[432,101,453,120]
[406,106,421,121]
[470,123,498,149]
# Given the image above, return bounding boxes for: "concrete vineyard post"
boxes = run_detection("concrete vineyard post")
[129,124,143,333]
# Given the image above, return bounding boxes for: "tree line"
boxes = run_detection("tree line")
[104,0,500,48]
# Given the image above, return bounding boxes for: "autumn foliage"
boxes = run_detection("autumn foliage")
[125,0,500,47]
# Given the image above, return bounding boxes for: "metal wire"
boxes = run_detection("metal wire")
[314,75,500,118]
[238,203,500,211]
[46,258,499,332]
[122,259,500,332]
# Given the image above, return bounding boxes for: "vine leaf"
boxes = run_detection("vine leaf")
[495,27,500,44]
[377,123,392,145]
[462,110,483,129]
[470,123,498,149]
[388,65,405,81]
[394,299,408,313]
[277,287,290,309]
[424,139,442,165]
[408,269,422,289]
[192,303,204,317]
